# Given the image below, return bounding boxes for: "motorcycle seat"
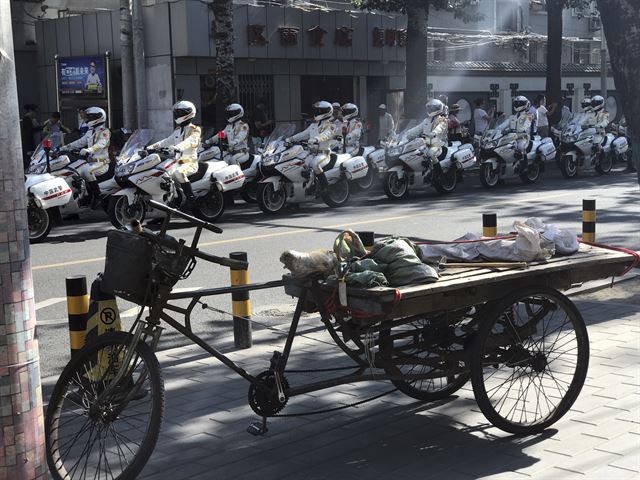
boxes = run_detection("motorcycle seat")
[601,137,608,146]
[96,162,115,182]
[526,141,533,153]
[239,154,254,170]
[438,146,448,161]
[323,153,338,172]
[187,162,208,183]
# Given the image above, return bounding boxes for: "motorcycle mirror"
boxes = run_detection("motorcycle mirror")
[218,130,225,140]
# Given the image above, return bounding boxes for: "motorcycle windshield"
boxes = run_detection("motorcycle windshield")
[391,119,420,144]
[118,129,154,163]
[483,114,509,141]
[263,123,296,154]
[27,144,47,173]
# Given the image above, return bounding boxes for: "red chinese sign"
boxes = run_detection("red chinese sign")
[248,24,268,46]
[335,26,354,47]
[372,27,407,47]
[279,27,300,46]
[307,25,328,47]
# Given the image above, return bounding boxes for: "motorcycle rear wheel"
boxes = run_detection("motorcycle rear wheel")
[321,178,350,208]
[354,165,375,191]
[194,189,225,222]
[107,196,146,229]
[28,206,53,243]
[595,153,612,175]
[257,182,286,214]
[240,182,258,203]
[519,161,541,184]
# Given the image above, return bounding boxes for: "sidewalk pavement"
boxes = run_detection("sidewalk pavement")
[43,278,640,480]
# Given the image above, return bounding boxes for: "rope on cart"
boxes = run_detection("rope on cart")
[415,235,517,245]
[579,240,640,276]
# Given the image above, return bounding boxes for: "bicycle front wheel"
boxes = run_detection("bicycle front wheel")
[45,331,164,480]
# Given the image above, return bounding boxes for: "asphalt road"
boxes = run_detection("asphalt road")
[32,165,639,378]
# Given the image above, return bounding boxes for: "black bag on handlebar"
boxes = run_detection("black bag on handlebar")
[101,229,196,304]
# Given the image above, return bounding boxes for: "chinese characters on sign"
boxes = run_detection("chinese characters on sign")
[373,28,407,48]
[248,25,406,48]
[279,27,300,46]
[58,56,105,96]
[248,24,268,46]
[307,25,328,47]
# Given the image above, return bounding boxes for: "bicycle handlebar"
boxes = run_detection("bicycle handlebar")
[149,200,223,234]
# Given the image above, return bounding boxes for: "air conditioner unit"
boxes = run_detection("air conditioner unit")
[589,17,601,31]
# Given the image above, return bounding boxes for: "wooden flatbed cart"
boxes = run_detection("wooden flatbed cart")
[282,244,636,435]
[43,200,637,480]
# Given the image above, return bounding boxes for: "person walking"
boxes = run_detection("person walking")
[536,95,550,138]
[377,104,394,144]
[42,112,71,149]
[473,99,493,135]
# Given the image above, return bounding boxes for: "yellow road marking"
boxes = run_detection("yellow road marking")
[30,190,580,271]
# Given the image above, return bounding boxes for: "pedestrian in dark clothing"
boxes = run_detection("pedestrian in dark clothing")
[250,98,273,148]
[21,104,41,169]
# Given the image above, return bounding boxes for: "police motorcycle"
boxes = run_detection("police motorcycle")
[382,119,476,199]
[107,133,245,229]
[256,123,369,214]
[479,116,557,188]
[609,119,634,171]
[560,104,629,178]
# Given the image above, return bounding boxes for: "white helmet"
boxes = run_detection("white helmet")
[85,106,106,127]
[513,95,530,113]
[581,98,592,112]
[341,103,358,121]
[425,99,445,119]
[225,103,244,123]
[313,101,333,122]
[173,100,196,126]
[590,95,605,112]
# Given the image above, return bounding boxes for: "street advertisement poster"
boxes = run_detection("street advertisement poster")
[58,56,105,97]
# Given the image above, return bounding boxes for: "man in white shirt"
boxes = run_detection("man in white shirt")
[377,104,395,143]
[84,61,102,93]
[473,99,493,135]
[536,95,549,138]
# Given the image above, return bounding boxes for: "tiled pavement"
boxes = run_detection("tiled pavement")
[126,278,640,480]
[44,279,640,479]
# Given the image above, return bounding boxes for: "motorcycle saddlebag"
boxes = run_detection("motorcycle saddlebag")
[537,139,557,161]
[341,156,369,180]
[612,136,629,154]
[213,164,245,192]
[452,144,476,169]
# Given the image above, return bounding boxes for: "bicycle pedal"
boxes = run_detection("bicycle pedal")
[247,417,268,436]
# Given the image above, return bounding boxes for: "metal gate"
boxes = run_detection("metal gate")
[238,75,274,122]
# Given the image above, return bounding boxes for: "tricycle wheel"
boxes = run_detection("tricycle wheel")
[471,287,589,435]
[379,314,472,401]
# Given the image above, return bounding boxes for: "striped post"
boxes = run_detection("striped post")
[482,213,497,237]
[357,231,375,252]
[66,276,89,357]
[582,199,596,242]
[230,252,252,349]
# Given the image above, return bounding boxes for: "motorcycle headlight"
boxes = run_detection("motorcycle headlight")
[117,162,136,177]
[28,164,46,175]
[482,140,497,150]
[387,146,402,157]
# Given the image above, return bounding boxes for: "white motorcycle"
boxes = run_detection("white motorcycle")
[382,121,476,199]
[558,121,628,178]
[256,124,369,214]
[108,138,245,228]
[479,118,557,188]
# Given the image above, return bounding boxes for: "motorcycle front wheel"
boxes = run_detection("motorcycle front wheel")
[194,188,225,222]
[433,167,458,194]
[28,205,53,243]
[479,163,500,188]
[321,177,350,208]
[560,154,578,179]
[257,182,286,214]
[383,171,409,199]
[107,196,146,229]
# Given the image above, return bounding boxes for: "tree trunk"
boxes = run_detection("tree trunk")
[596,0,640,186]
[0,1,46,478]
[405,3,429,119]
[212,0,236,130]
[120,0,136,130]
[545,0,564,124]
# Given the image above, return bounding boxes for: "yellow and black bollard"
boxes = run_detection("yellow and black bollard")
[356,231,375,252]
[582,199,596,242]
[84,276,122,346]
[482,213,497,237]
[66,276,89,357]
[230,252,252,349]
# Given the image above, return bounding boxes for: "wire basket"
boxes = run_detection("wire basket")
[101,230,196,304]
